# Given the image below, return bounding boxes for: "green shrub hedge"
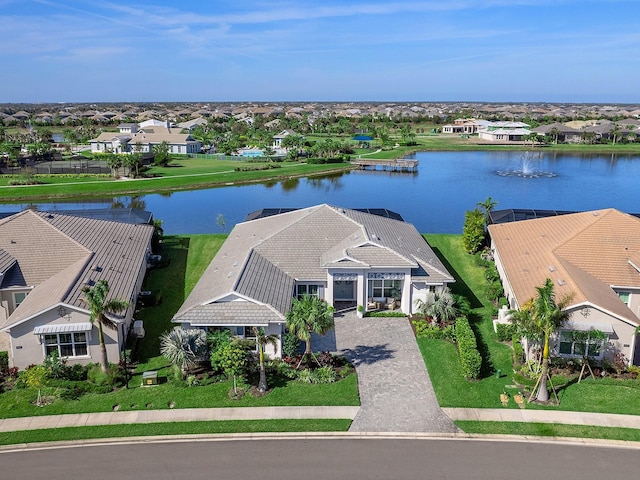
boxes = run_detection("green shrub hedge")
[455,317,482,379]
[306,157,349,164]
[0,351,8,371]
[495,322,516,342]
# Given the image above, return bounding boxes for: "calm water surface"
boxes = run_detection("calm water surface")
[4,151,639,234]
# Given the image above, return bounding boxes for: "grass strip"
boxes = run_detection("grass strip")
[456,420,640,443]
[0,419,352,446]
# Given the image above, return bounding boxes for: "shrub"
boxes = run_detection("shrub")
[455,317,482,379]
[312,365,337,384]
[87,363,125,387]
[512,334,524,365]
[0,351,8,372]
[296,368,314,383]
[365,311,406,318]
[495,322,515,342]
[281,332,300,358]
[268,359,297,379]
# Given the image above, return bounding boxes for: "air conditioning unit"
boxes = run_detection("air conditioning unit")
[133,320,145,338]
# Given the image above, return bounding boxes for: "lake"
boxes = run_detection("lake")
[3,151,639,234]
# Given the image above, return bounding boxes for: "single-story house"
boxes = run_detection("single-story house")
[0,210,154,369]
[272,129,299,149]
[488,208,640,365]
[173,205,454,357]
[531,123,582,143]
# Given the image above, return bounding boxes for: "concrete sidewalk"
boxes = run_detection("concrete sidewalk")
[443,408,640,429]
[0,406,359,433]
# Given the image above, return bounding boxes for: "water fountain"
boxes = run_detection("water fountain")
[497,153,556,178]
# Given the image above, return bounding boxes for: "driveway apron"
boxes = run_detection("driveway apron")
[332,313,459,433]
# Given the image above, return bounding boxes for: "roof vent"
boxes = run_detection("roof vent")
[548,265,556,272]
[95,266,102,272]
[593,212,599,216]
[558,279,566,286]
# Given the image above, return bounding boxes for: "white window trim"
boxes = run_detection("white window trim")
[558,330,607,360]
[42,332,91,359]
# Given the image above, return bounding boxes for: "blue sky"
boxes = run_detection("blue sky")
[2,0,639,103]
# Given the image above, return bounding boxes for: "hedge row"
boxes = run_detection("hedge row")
[306,157,349,164]
[455,317,482,379]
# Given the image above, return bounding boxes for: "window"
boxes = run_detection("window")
[368,279,402,299]
[296,284,319,298]
[559,331,605,359]
[618,291,630,305]
[44,332,88,357]
[14,292,27,307]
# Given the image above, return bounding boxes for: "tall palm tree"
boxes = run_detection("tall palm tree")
[252,327,279,392]
[511,279,572,402]
[83,280,129,372]
[285,294,335,366]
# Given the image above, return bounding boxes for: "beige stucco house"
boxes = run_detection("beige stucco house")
[91,122,201,155]
[0,210,154,369]
[489,209,640,365]
[173,205,453,356]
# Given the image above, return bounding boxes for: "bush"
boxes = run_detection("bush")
[455,317,482,379]
[512,334,524,365]
[268,359,297,379]
[86,363,125,387]
[365,311,406,317]
[312,365,337,384]
[0,351,8,372]
[413,319,456,341]
[296,369,314,383]
[306,157,348,164]
[281,332,300,358]
[495,322,515,342]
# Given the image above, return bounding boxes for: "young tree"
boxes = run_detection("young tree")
[510,279,573,402]
[476,196,498,231]
[152,141,171,166]
[83,280,129,372]
[285,294,335,366]
[252,327,279,392]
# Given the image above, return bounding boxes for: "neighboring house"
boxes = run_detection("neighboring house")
[0,210,154,369]
[91,123,202,154]
[478,122,532,142]
[531,123,582,143]
[173,205,453,357]
[272,129,299,149]
[488,209,640,365]
[177,117,208,132]
[442,119,491,134]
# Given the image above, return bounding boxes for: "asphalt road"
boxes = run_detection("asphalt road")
[2,437,639,480]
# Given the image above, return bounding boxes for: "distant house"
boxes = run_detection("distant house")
[489,209,640,365]
[272,129,299,149]
[478,121,531,142]
[90,122,202,154]
[173,205,454,357]
[0,210,154,369]
[531,123,582,143]
[442,119,491,134]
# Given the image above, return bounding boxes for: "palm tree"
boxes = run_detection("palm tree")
[285,294,335,366]
[83,280,129,372]
[511,279,572,402]
[252,327,279,392]
[549,126,560,145]
[476,196,498,230]
[160,328,207,379]
[415,287,458,325]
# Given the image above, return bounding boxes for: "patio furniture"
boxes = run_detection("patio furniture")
[386,297,396,310]
[367,298,379,311]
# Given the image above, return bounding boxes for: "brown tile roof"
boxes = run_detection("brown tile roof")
[488,209,640,325]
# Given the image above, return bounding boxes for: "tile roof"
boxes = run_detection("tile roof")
[488,208,640,326]
[175,303,281,326]
[0,210,154,330]
[175,204,453,324]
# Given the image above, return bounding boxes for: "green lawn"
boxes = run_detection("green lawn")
[422,234,640,416]
[0,419,352,446]
[457,421,640,442]
[0,234,360,420]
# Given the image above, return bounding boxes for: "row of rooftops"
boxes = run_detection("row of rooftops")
[3,101,640,125]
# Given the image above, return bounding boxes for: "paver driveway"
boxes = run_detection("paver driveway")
[329,313,459,433]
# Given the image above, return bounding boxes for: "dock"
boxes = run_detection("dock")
[352,158,419,172]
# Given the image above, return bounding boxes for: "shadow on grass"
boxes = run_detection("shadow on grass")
[340,343,395,367]
[429,246,483,309]
[467,311,495,378]
[136,236,190,363]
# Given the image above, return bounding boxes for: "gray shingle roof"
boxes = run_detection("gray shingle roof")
[176,303,281,326]
[175,204,453,326]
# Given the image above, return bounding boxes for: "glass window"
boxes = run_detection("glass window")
[14,292,27,307]
[559,331,606,359]
[296,284,319,298]
[42,332,88,358]
[368,279,402,299]
[618,291,630,305]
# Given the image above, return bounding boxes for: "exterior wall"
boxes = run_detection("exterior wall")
[8,309,120,369]
[614,287,640,320]
[550,307,638,364]
[490,242,518,309]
